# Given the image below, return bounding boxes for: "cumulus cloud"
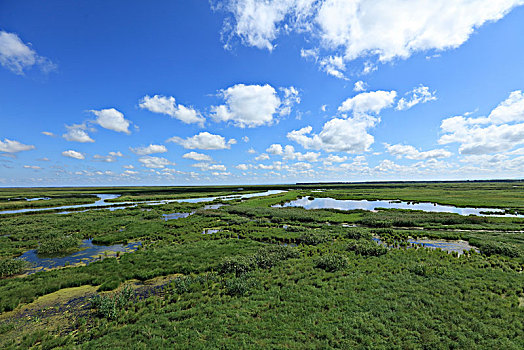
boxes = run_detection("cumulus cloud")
[139,95,205,126]
[287,118,376,153]
[0,30,56,75]
[63,124,94,143]
[385,143,452,160]
[353,81,367,92]
[42,131,55,137]
[439,90,524,154]
[236,163,250,171]
[138,156,174,168]
[266,143,320,161]
[211,84,298,127]
[168,132,236,150]
[255,153,270,161]
[396,85,437,111]
[0,139,35,153]
[130,144,167,155]
[62,150,85,160]
[23,165,41,170]
[192,163,227,171]
[90,108,131,134]
[338,90,397,115]
[93,151,124,162]
[182,152,213,161]
[288,89,397,153]
[216,0,524,75]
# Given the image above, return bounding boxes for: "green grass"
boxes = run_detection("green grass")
[0,181,522,349]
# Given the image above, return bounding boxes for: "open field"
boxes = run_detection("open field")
[0,181,523,348]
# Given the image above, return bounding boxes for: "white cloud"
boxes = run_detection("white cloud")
[90,108,131,134]
[319,55,347,79]
[211,84,296,127]
[255,153,270,161]
[0,139,35,153]
[488,90,524,124]
[0,30,56,75]
[339,90,397,115]
[192,163,227,171]
[287,117,376,153]
[123,170,139,175]
[247,147,256,154]
[218,1,524,75]
[242,136,250,142]
[396,85,437,111]
[168,132,236,150]
[62,150,85,160]
[139,95,205,126]
[130,144,167,155]
[138,156,174,168]
[266,143,320,161]
[236,163,250,170]
[385,143,452,160]
[123,164,135,169]
[42,131,55,137]
[439,90,524,154]
[23,165,41,170]
[182,152,213,161]
[353,81,367,92]
[325,155,347,163]
[63,124,94,143]
[93,151,124,162]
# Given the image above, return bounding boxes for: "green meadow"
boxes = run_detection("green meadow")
[0,181,522,349]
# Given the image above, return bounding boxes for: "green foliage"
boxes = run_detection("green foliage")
[298,231,329,245]
[37,234,80,256]
[0,258,28,278]
[91,285,135,320]
[315,253,349,272]
[223,275,257,296]
[347,240,388,256]
[473,241,521,258]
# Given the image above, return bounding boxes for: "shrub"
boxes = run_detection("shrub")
[298,231,329,245]
[91,285,135,320]
[475,242,521,258]
[0,258,28,278]
[315,254,348,272]
[38,234,80,255]
[224,276,257,296]
[253,245,300,269]
[347,240,388,257]
[218,257,255,277]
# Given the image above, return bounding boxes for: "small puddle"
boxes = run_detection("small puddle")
[274,197,523,217]
[372,237,478,255]
[17,239,141,274]
[163,212,193,221]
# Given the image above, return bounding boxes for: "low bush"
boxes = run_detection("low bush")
[91,284,135,320]
[315,254,348,272]
[224,275,257,296]
[0,258,28,278]
[347,240,388,257]
[38,234,80,255]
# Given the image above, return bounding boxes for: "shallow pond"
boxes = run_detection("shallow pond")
[372,237,478,255]
[163,212,193,221]
[17,239,141,274]
[1,190,285,215]
[273,197,523,217]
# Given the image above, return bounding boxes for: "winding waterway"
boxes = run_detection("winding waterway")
[273,197,523,217]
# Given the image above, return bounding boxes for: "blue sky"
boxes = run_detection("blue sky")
[1,0,524,186]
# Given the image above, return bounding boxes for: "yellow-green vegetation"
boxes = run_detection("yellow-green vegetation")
[0,182,522,349]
